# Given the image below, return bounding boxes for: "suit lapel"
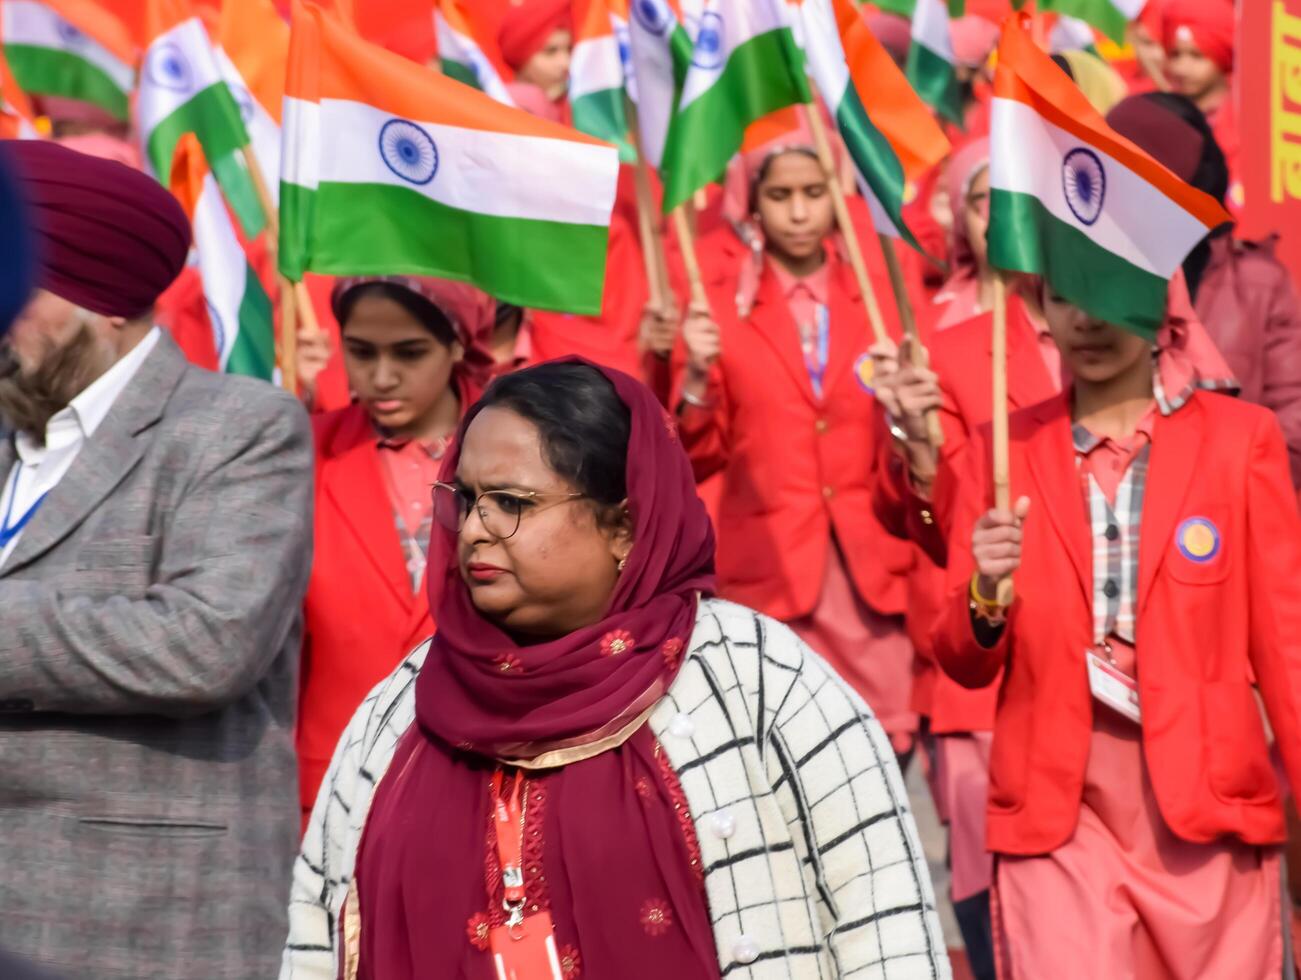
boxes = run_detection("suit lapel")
[1138,402,1203,611]
[745,266,819,407]
[321,408,416,612]
[0,336,185,577]
[1022,396,1091,601]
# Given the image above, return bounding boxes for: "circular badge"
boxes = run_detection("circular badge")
[853,352,875,393]
[632,0,672,38]
[147,43,194,92]
[1062,147,1106,227]
[206,300,227,359]
[692,12,725,70]
[1175,516,1220,563]
[378,119,439,186]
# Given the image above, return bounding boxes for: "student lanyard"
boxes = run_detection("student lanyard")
[491,768,529,928]
[0,463,48,549]
[799,304,831,399]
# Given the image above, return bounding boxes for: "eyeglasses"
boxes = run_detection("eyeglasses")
[432,481,585,541]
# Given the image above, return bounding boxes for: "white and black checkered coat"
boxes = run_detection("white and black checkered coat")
[281,598,950,980]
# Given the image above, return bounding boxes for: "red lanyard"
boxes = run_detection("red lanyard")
[491,769,528,920]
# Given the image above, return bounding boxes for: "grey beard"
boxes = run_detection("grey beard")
[0,325,108,446]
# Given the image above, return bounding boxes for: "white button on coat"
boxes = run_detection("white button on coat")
[732,937,760,965]
[669,713,695,739]
[710,810,736,839]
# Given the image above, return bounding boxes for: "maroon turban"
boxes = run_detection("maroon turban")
[1107,94,1205,184]
[498,0,570,71]
[6,139,191,319]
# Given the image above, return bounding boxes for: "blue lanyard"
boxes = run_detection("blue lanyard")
[0,463,48,548]
[799,304,831,399]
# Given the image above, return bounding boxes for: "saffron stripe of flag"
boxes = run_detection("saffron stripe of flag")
[139,0,263,238]
[987,13,1230,339]
[1,0,135,120]
[280,1,620,316]
[661,0,811,213]
[435,0,514,105]
[799,0,950,249]
[170,134,277,380]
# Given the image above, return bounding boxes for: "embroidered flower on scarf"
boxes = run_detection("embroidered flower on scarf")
[466,912,490,951]
[634,775,654,800]
[559,944,582,977]
[661,637,685,670]
[494,652,523,674]
[640,898,673,937]
[600,629,635,657]
[662,410,678,441]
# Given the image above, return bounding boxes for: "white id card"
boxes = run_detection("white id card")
[1086,649,1142,724]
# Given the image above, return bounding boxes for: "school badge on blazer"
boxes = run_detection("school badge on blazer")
[853,353,875,393]
[1175,516,1221,563]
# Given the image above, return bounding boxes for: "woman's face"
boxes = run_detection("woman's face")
[962,165,991,269]
[453,406,632,640]
[1165,37,1227,106]
[517,28,572,101]
[755,152,834,264]
[341,293,463,435]
[1042,287,1152,386]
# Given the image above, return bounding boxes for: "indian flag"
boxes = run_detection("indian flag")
[280,1,620,315]
[571,0,633,161]
[139,0,264,238]
[1,0,135,121]
[660,0,810,212]
[800,0,950,249]
[627,0,692,168]
[217,0,288,208]
[906,0,962,126]
[1048,14,1101,55]
[988,14,1231,340]
[0,44,39,138]
[171,133,277,380]
[1038,0,1145,46]
[435,0,514,105]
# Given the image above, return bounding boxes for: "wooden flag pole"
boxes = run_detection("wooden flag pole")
[242,145,279,241]
[878,233,944,448]
[626,99,673,315]
[992,271,1016,605]
[804,104,888,346]
[672,205,709,314]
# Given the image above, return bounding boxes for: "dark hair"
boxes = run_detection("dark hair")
[476,362,631,508]
[336,282,459,348]
[748,145,822,214]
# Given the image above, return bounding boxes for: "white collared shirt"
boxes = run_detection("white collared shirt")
[0,327,161,566]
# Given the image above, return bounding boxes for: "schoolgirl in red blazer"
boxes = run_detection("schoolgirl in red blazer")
[298,276,495,819]
[674,144,919,752]
[933,278,1301,978]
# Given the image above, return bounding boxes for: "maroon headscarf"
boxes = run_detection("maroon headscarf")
[353,360,721,980]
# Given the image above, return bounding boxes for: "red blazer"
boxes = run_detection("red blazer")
[932,392,1301,854]
[298,404,435,815]
[676,240,914,622]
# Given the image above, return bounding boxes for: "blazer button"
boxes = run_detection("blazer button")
[814,418,829,434]
[822,485,835,500]
[920,509,935,526]
[0,698,34,712]
[1103,579,1119,599]
[669,713,695,739]
[710,810,736,839]
[732,936,760,965]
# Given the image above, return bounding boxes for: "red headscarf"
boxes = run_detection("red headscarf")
[1162,0,1235,74]
[353,360,720,980]
[498,0,570,71]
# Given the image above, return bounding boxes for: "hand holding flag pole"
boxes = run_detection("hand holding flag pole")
[877,234,944,448]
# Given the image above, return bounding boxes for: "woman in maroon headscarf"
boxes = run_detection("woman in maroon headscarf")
[281,360,947,979]
[296,275,496,822]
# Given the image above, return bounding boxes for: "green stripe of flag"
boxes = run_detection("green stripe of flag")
[1039,0,1129,45]
[4,43,128,120]
[441,58,480,89]
[281,182,610,315]
[835,85,922,252]
[226,269,276,380]
[570,86,634,163]
[662,29,811,213]
[906,40,962,126]
[147,82,265,238]
[989,189,1165,340]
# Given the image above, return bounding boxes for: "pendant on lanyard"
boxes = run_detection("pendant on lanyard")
[0,463,48,549]
[800,305,831,400]
[488,769,564,980]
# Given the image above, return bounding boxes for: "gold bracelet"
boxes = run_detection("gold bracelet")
[969,573,1009,623]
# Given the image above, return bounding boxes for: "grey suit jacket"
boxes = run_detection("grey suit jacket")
[0,335,314,979]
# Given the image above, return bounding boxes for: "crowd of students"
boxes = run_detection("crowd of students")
[3,0,1300,978]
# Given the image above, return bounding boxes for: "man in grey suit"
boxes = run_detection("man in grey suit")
[0,142,312,976]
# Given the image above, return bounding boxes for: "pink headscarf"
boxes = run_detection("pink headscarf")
[945,137,991,276]
[54,133,140,170]
[950,15,1001,69]
[1154,269,1238,411]
[506,81,563,122]
[331,275,498,388]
